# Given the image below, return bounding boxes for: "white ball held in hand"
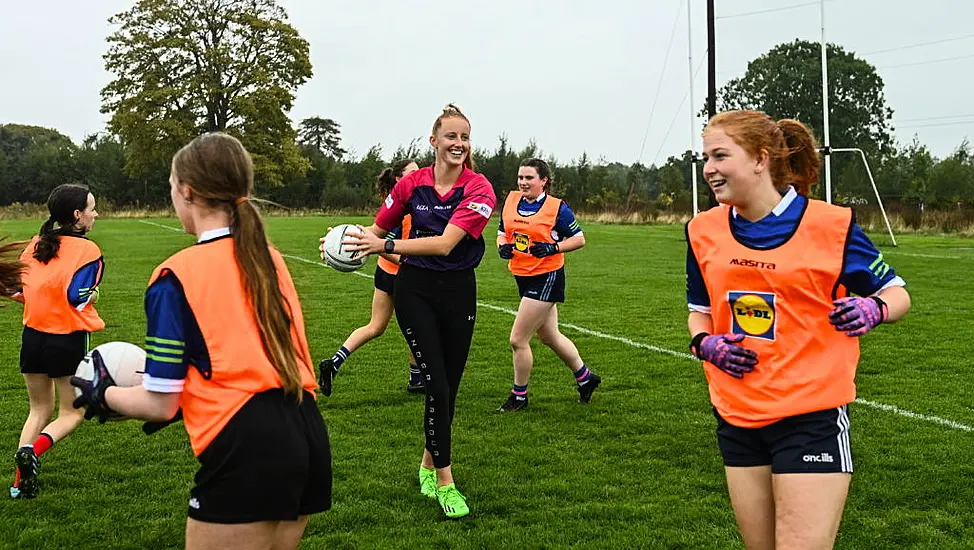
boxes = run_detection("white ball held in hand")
[322,224,367,273]
[73,341,147,422]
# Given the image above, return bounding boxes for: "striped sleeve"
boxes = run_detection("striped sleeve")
[839,225,906,296]
[554,201,582,239]
[67,258,104,309]
[142,272,190,392]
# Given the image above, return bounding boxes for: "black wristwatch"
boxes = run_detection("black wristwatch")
[384,239,395,254]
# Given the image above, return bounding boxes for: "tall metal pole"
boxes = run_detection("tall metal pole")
[688,0,699,216]
[820,0,833,203]
[707,0,716,120]
[706,0,718,208]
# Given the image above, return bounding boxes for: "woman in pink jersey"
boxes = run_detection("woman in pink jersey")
[340,104,497,519]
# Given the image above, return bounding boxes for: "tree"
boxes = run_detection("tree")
[101,0,312,187]
[0,125,78,204]
[717,40,894,160]
[297,117,347,159]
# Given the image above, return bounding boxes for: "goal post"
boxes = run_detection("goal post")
[829,147,897,247]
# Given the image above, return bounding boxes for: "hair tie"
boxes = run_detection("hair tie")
[235,196,249,205]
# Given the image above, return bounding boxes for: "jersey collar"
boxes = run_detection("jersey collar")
[731,186,798,219]
[198,227,231,243]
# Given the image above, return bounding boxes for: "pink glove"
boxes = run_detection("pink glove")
[828,296,887,337]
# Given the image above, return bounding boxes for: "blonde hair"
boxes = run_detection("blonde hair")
[431,103,476,171]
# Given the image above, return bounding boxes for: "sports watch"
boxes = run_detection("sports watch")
[384,239,395,254]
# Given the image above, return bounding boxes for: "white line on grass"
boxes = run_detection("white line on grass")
[139,219,183,232]
[476,302,696,360]
[884,251,963,260]
[855,399,974,432]
[138,219,974,433]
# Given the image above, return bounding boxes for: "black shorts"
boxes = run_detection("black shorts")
[514,267,566,303]
[714,405,853,474]
[20,326,89,378]
[374,264,396,296]
[189,389,332,524]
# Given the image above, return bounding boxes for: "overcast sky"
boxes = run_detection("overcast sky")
[1,0,971,167]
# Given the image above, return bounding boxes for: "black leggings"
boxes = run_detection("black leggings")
[394,264,477,468]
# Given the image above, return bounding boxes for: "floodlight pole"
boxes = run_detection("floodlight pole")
[688,0,699,216]
[820,0,833,203]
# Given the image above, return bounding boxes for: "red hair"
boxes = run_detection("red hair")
[705,110,820,196]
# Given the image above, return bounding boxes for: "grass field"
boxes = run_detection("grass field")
[0,217,972,549]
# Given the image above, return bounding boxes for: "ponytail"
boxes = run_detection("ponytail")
[32,218,62,264]
[775,119,821,197]
[230,199,304,402]
[173,132,305,402]
[375,168,397,198]
[0,238,26,296]
[376,158,420,198]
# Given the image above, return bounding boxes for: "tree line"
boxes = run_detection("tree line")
[1,0,971,231]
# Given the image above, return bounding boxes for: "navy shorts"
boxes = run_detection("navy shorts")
[514,267,566,303]
[714,405,853,474]
[20,326,89,378]
[189,389,332,523]
[374,265,396,296]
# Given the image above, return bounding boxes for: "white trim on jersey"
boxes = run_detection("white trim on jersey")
[143,372,186,393]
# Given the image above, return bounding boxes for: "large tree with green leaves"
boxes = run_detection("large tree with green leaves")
[717,40,894,159]
[101,0,312,187]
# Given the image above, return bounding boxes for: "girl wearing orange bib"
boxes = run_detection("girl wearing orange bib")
[318,159,424,396]
[496,158,599,412]
[72,134,330,549]
[687,111,911,550]
[10,184,103,500]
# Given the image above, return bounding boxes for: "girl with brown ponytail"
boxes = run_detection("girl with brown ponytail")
[72,133,330,548]
[685,110,911,549]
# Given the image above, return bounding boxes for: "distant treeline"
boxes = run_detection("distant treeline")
[1,123,973,232]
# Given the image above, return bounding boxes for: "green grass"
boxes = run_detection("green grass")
[0,217,972,549]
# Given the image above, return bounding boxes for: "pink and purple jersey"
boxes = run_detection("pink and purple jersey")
[376,166,496,271]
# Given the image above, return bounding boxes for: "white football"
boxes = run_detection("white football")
[322,224,366,273]
[74,342,147,422]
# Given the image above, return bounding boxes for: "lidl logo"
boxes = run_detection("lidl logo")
[729,291,776,341]
[513,232,530,253]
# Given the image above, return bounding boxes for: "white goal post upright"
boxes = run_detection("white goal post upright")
[820,0,833,205]
[688,0,700,217]
[830,148,898,246]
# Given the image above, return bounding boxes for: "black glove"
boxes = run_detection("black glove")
[498,244,514,260]
[528,241,559,258]
[70,349,118,424]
